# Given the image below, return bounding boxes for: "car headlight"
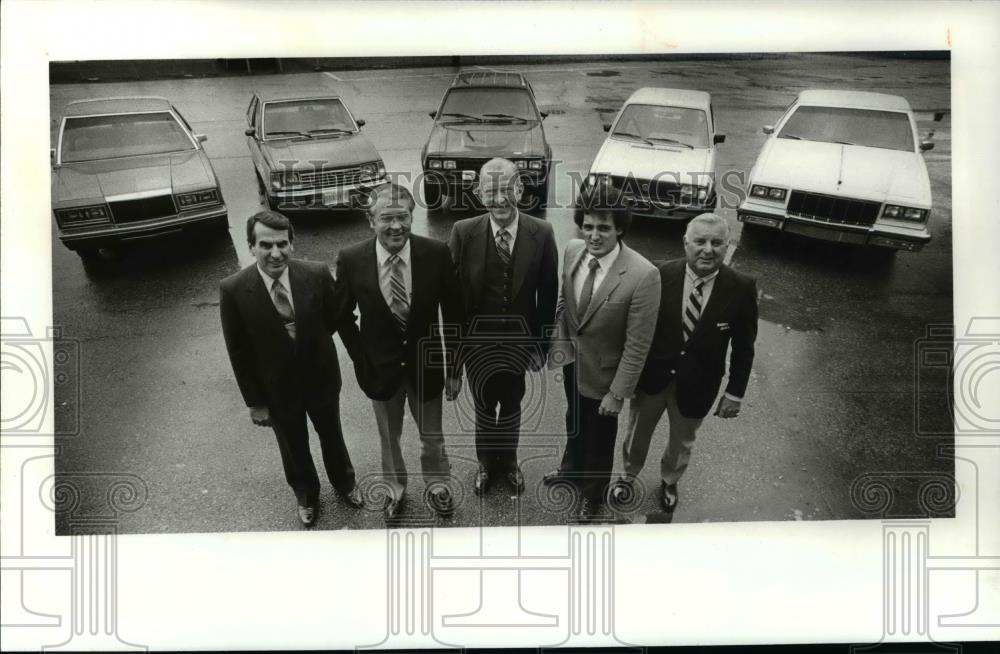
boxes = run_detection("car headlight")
[271,172,300,189]
[377,161,386,178]
[176,189,221,208]
[529,160,543,170]
[56,204,110,224]
[359,163,378,180]
[883,204,928,222]
[443,160,456,170]
[428,159,442,169]
[750,184,787,201]
[514,160,527,169]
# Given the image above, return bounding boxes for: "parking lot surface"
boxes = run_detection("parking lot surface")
[51,54,953,532]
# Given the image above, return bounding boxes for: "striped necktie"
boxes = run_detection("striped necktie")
[387,254,409,332]
[682,279,705,342]
[495,228,511,266]
[271,278,296,340]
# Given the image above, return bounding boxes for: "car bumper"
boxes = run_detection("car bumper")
[577,185,715,220]
[268,177,387,209]
[737,199,931,251]
[423,169,549,191]
[58,204,228,250]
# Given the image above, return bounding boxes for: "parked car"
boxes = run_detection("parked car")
[51,97,228,259]
[245,91,386,211]
[421,70,552,209]
[738,89,939,252]
[578,88,724,219]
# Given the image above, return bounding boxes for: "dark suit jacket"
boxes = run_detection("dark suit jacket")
[448,212,558,368]
[638,259,758,419]
[335,235,463,402]
[220,259,342,417]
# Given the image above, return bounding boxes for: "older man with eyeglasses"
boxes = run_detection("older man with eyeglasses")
[448,157,559,496]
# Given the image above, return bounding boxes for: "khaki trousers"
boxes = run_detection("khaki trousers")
[621,381,703,485]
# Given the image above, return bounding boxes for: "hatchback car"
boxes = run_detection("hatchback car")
[738,89,938,251]
[51,97,228,259]
[578,88,724,219]
[245,91,386,211]
[421,70,552,209]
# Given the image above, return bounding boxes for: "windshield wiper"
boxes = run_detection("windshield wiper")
[647,136,694,149]
[265,130,313,139]
[307,128,353,135]
[439,112,484,123]
[613,131,654,146]
[482,113,528,123]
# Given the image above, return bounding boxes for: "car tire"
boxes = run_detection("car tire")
[423,179,443,211]
[532,181,549,210]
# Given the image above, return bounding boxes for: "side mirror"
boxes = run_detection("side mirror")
[919,141,935,152]
[713,134,726,145]
[762,125,774,135]
[356,119,366,128]
[195,134,208,143]
[244,127,255,136]
[602,123,611,132]
[428,111,437,119]
[933,111,945,122]
[540,111,549,120]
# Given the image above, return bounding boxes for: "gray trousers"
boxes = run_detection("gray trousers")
[621,381,703,486]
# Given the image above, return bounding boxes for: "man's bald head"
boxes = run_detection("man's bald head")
[477,157,523,226]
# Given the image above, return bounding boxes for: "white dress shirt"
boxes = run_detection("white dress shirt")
[573,242,621,306]
[257,264,295,314]
[375,238,412,306]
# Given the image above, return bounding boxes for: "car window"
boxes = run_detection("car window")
[60,112,195,163]
[262,99,354,137]
[439,88,537,122]
[246,96,258,127]
[613,104,710,147]
[777,105,914,151]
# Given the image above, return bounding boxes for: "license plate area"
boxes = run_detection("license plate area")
[322,188,349,206]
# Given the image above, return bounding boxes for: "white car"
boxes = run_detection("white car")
[578,87,724,219]
[738,89,937,251]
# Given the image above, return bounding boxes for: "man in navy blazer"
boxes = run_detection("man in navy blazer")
[617,213,758,513]
[336,183,463,521]
[448,158,559,495]
[220,210,362,528]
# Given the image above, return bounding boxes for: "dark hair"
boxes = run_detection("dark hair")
[573,205,632,239]
[246,210,293,245]
[364,182,415,217]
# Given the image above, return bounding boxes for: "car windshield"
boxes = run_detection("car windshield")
[613,104,710,148]
[60,112,194,162]
[263,99,355,137]
[439,88,537,122]
[778,105,914,151]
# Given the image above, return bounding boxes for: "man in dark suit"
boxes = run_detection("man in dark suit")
[336,183,463,521]
[220,210,362,528]
[545,207,661,520]
[448,157,559,495]
[616,212,758,513]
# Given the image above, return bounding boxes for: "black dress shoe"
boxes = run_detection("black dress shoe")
[574,497,598,522]
[506,465,525,494]
[297,504,317,527]
[660,482,679,512]
[384,494,405,521]
[341,486,364,509]
[542,469,564,486]
[473,466,490,495]
[427,486,454,517]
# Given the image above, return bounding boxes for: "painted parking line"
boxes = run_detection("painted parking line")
[324,71,343,82]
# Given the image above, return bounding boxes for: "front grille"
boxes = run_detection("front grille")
[786,191,880,227]
[297,165,365,189]
[109,195,177,224]
[610,176,685,204]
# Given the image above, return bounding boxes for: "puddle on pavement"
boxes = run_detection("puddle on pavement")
[585,70,621,77]
[758,294,829,333]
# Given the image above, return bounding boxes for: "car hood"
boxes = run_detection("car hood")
[591,138,713,184]
[52,150,213,206]
[425,122,546,157]
[753,138,931,206]
[261,133,379,170]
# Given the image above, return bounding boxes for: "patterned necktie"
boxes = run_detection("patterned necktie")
[577,257,601,322]
[387,254,409,332]
[495,228,511,266]
[271,277,296,340]
[682,279,705,342]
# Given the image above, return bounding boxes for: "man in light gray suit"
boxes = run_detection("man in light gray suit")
[545,206,661,520]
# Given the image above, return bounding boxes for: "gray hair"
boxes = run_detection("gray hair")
[364,182,415,217]
[684,212,731,240]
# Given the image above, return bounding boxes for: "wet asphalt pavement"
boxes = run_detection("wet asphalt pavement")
[51,54,953,533]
